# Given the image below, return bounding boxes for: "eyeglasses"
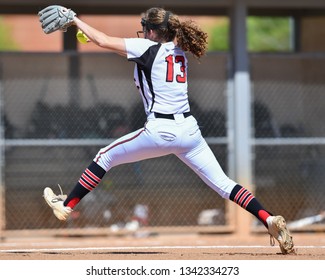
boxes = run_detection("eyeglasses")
[137,26,148,38]
[137,18,147,38]
[137,30,144,38]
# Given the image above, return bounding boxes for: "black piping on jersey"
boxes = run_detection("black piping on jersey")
[129,43,162,112]
[136,64,148,108]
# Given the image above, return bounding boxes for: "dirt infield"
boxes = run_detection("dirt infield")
[0,232,324,260]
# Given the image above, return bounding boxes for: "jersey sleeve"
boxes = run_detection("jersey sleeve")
[124,38,157,60]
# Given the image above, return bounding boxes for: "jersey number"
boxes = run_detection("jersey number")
[165,55,186,83]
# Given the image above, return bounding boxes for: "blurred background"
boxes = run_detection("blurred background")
[0,0,325,237]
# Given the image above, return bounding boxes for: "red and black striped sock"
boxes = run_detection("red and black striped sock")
[64,161,106,209]
[229,184,272,228]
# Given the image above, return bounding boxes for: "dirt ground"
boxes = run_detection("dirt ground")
[0,232,324,260]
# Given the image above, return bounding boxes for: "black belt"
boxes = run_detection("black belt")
[154,112,191,120]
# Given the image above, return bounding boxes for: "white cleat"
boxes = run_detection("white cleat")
[43,186,72,221]
[267,215,296,255]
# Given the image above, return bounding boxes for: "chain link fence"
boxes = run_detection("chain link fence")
[251,54,325,228]
[0,52,229,233]
[0,52,324,235]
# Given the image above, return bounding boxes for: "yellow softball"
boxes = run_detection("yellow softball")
[76,29,89,44]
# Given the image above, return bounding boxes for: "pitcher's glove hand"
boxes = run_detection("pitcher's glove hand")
[38,5,76,34]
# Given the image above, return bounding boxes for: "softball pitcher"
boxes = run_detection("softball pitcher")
[39,6,295,254]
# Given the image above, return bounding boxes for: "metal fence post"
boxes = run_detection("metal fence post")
[229,0,253,236]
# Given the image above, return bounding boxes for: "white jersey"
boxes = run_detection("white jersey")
[124,38,190,115]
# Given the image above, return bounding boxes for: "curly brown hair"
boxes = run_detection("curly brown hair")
[144,7,208,59]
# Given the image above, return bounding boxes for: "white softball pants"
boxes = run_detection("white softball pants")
[94,113,237,199]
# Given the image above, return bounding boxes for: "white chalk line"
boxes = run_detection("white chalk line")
[0,245,324,253]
